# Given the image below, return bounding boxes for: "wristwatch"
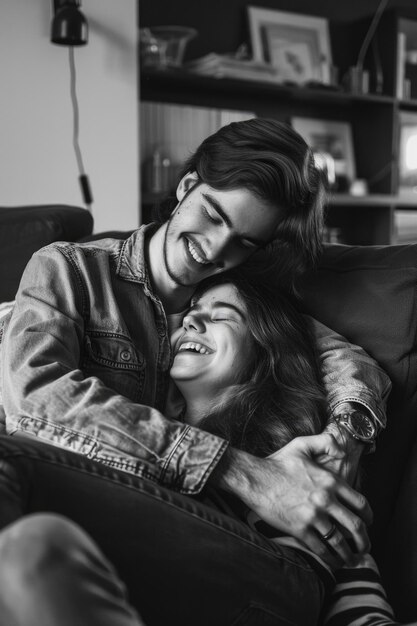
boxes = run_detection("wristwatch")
[334,410,377,444]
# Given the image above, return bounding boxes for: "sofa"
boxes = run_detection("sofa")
[0,205,93,303]
[0,205,416,622]
[298,244,417,621]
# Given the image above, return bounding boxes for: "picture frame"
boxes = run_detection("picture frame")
[398,111,417,197]
[247,6,332,85]
[291,116,356,183]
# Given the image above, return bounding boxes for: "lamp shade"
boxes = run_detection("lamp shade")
[51,4,88,46]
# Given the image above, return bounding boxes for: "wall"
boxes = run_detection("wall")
[0,0,139,233]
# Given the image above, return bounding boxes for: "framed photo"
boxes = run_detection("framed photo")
[398,111,417,197]
[247,7,332,85]
[292,117,356,183]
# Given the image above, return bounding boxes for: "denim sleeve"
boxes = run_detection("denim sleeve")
[0,248,227,495]
[309,317,391,428]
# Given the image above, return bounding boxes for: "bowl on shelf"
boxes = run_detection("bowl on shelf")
[140,26,197,69]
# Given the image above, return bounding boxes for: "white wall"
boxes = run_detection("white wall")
[0,0,139,233]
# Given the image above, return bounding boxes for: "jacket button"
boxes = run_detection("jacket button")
[120,350,131,361]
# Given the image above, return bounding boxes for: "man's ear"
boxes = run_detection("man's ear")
[176,171,200,202]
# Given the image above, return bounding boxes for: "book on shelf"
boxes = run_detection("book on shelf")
[186,53,280,83]
[396,31,407,99]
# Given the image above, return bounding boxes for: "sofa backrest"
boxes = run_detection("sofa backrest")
[298,243,417,619]
[0,205,93,302]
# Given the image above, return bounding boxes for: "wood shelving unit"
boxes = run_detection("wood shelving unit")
[140,9,417,245]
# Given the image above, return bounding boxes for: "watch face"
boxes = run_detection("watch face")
[350,412,375,440]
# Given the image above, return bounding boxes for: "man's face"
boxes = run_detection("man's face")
[163,173,282,288]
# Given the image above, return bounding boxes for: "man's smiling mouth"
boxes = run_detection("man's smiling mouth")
[187,239,210,265]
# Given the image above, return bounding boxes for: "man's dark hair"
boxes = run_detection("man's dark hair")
[153,118,327,290]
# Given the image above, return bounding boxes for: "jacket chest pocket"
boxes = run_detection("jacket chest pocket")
[82,333,146,403]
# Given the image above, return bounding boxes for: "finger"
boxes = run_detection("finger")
[296,433,344,460]
[315,520,360,567]
[296,527,344,570]
[337,481,373,526]
[326,501,371,556]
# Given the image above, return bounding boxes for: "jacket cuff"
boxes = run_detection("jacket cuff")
[328,387,387,430]
[158,426,229,495]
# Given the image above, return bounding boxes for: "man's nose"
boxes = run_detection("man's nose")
[182,314,205,333]
[206,231,233,267]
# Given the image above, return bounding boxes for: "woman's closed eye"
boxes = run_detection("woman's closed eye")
[212,312,239,324]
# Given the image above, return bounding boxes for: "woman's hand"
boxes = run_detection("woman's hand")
[211,433,372,570]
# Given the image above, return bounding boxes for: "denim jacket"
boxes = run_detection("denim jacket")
[0,226,391,494]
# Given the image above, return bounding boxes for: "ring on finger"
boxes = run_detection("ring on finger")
[321,523,337,542]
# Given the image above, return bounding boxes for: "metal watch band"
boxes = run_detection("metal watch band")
[335,410,377,444]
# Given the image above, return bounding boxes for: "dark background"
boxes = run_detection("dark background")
[140,0,417,61]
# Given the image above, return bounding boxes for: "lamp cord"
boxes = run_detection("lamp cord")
[68,46,93,209]
[356,0,390,70]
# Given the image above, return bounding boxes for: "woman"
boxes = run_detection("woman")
[169,270,398,626]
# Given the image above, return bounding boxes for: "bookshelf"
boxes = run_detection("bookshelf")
[140,10,417,245]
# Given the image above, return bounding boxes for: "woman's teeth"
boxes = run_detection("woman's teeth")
[188,240,209,265]
[178,342,211,354]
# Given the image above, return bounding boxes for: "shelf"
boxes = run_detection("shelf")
[140,68,396,110]
[330,193,417,207]
[399,98,417,111]
[139,30,410,245]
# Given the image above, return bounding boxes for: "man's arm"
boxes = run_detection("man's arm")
[210,321,388,566]
[0,247,227,495]
[210,433,372,569]
[311,317,391,484]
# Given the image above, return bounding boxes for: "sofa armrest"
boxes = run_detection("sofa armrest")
[0,205,93,302]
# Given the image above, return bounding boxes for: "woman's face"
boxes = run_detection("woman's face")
[170,283,253,393]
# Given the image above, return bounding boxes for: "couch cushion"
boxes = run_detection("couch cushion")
[298,243,417,618]
[0,205,93,302]
[299,243,417,398]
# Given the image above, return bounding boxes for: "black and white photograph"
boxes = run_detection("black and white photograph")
[248,6,332,84]
[292,116,356,183]
[1,2,417,626]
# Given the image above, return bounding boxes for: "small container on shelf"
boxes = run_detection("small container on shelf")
[139,26,197,70]
[143,148,172,194]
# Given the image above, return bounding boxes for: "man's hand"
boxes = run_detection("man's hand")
[321,420,364,486]
[323,402,370,486]
[210,433,372,569]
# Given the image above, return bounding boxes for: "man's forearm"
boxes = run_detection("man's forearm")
[209,446,255,498]
[207,434,373,569]
[311,316,391,430]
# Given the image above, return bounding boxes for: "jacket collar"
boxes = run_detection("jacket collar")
[117,223,159,286]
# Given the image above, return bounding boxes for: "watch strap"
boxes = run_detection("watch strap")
[334,410,377,453]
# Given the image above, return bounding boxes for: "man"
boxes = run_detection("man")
[0,119,389,623]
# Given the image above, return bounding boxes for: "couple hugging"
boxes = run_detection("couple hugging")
[0,119,396,625]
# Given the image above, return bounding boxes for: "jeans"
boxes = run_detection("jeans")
[0,513,145,626]
[0,435,324,626]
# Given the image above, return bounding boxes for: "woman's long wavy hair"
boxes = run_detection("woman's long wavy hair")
[154,118,328,292]
[191,271,327,457]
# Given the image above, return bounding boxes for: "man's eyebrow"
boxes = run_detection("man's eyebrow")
[202,192,232,227]
[201,192,271,247]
